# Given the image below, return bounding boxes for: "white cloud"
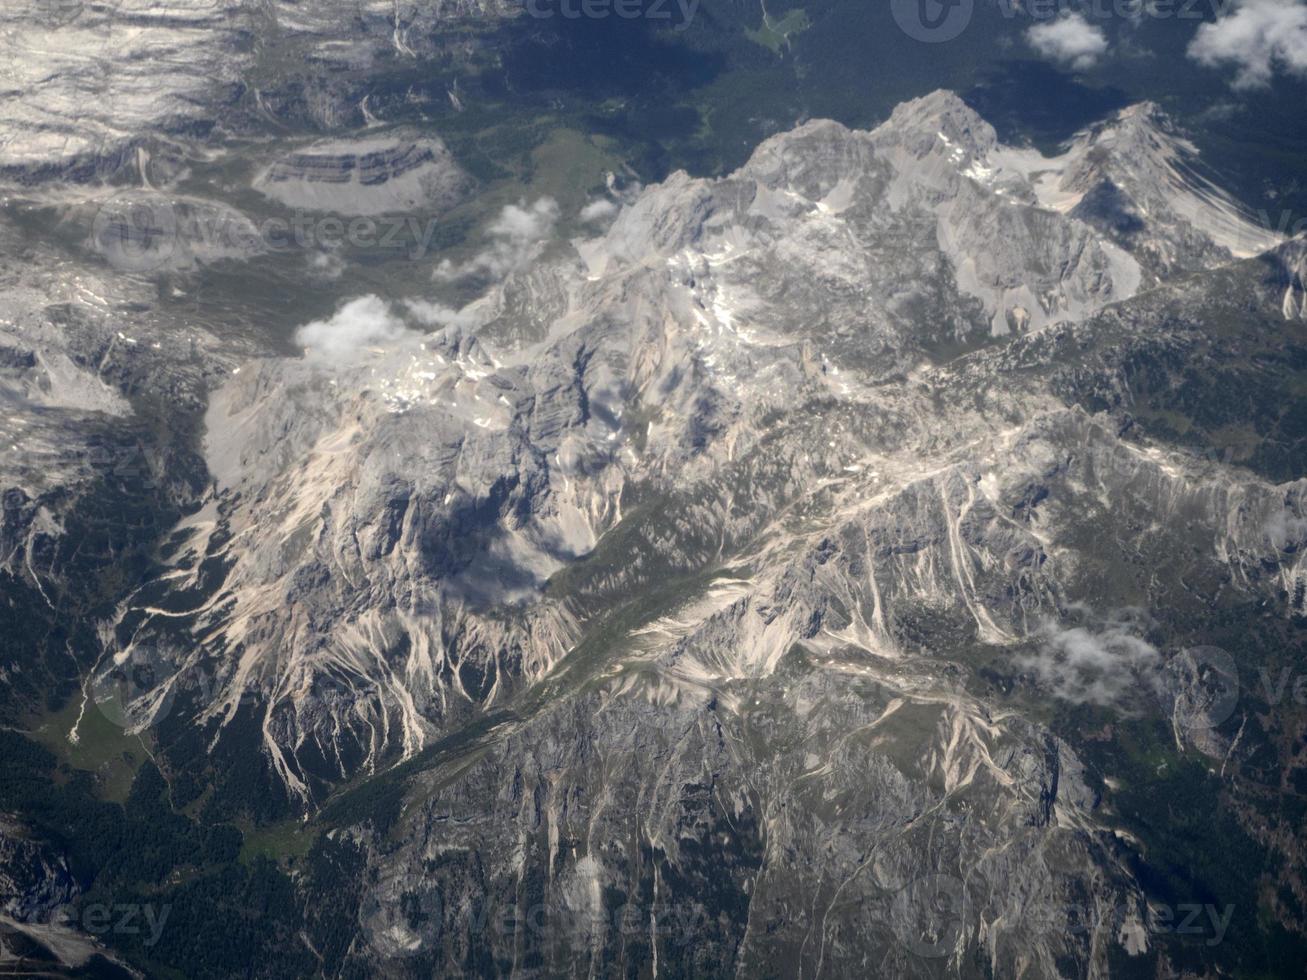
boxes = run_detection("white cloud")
[403,299,481,330]
[435,198,560,282]
[579,198,618,223]
[1264,508,1307,548]
[295,295,417,358]
[1025,13,1109,70]
[307,250,344,281]
[1017,619,1161,706]
[1188,0,1307,89]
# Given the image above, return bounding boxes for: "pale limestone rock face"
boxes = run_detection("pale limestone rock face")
[1,73,1302,975]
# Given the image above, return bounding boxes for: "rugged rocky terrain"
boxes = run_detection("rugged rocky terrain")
[0,47,1305,980]
[0,0,516,185]
[100,90,1293,798]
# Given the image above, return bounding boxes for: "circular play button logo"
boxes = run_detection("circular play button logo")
[892,0,974,43]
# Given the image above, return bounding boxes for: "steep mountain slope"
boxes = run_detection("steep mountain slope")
[1,90,1305,977]
[322,243,1307,978]
[999,102,1283,277]
[93,92,1291,801]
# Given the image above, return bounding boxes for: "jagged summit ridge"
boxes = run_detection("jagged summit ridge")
[89,91,1306,815]
[0,77,1303,976]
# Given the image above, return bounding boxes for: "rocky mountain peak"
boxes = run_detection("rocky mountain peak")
[77,92,1303,825]
[5,6,1307,977]
[1054,100,1282,271]
[875,88,1000,158]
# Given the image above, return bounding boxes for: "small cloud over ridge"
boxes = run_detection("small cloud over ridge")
[1188,0,1307,89]
[295,295,419,358]
[1026,12,1110,70]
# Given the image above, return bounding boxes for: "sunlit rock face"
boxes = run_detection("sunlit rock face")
[6,76,1305,976]
[0,0,516,184]
[101,92,1295,803]
[0,0,250,181]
